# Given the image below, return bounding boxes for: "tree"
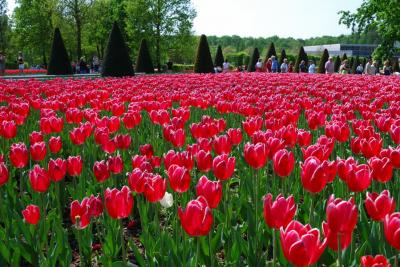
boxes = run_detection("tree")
[294,47,308,73]
[393,59,400,73]
[214,45,224,68]
[341,53,348,62]
[264,42,277,61]
[351,56,359,74]
[349,57,354,73]
[339,0,400,59]
[194,34,214,73]
[279,49,287,65]
[247,47,260,72]
[317,49,329,74]
[61,0,92,60]
[135,38,154,73]
[0,0,7,52]
[101,22,134,77]
[334,55,341,72]
[47,28,73,75]
[13,0,57,67]
[124,0,196,71]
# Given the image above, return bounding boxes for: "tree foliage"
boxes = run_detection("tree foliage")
[339,0,400,59]
[247,47,260,72]
[294,47,308,73]
[334,55,341,72]
[264,42,277,61]
[101,22,134,77]
[317,49,329,74]
[135,38,154,73]
[214,45,224,68]
[47,28,73,75]
[194,34,214,73]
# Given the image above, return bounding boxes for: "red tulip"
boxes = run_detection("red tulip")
[280,220,327,267]
[322,222,353,251]
[114,134,131,150]
[167,164,191,193]
[297,129,312,147]
[29,165,51,193]
[390,125,400,144]
[122,112,141,129]
[107,155,123,174]
[104,186,134,219]
[29,131,44,145]
[30,141,47,162]
[143,174,167,202]
[0,162,9,187]
[227,128,242,145]
[300,157,330,193]
[67,156,83,176]
[93,160,110,183]
[22,204,40,225]
[263,193,296,229]
[273,149,295,177]
[86,195,103,218]
[10,142,29,168]
[49,136,62,153]
[243,116,263,136]
[244,142,268,169]
[195,150,212,172]
[1,120,17,139]
[70,199,91,229]
[101,138,117,154]
[326,195,358,234]
[384,212,400,250]
[178,196,213,236]
[361,137,382,159]
[212,154,235,181]
[266,137,286,160]
[139,144,154,158]
[365,190,396,221]
[390,146,400,168]
[69,127,86,145]
[345,164,372,192]
[361,255,391,267]
[213,135,232,155]
[48,158,67,182]
[195,176,222,209]
[127,168,147,193]
[368,157,393,183]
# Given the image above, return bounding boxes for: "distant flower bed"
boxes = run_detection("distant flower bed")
[5,69,47,75]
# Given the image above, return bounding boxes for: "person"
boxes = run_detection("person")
[222,59,230,73]
[280,58,288,73]
[356,63,364,74]
[0,52,5,76]
[373,61,379,75]
[308,60,316,74]
[17,51,24,74]
[299,60,307,73]
[271,56,278,73]
[288,61,294,73]
[255,59,263,72]
[364,58,375,75]
[325,57,334,74]
[92,55,100,73]
[79,57,88,74]
[264,58,272,72]
[339,60,350,74]
[382,60,392,76]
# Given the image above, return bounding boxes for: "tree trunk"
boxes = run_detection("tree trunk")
[42,49,47,69]
[76,19,82,59]
[96,44,100,58]
[156,25,161,72]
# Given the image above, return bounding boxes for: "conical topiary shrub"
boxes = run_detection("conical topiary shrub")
[341,53,348,62]
[264,42,277,62]
[135,39,154,74]
[194,34,214,73]
[349,57,354,73]
[317,49,329,74]
[214,45,224,68]
[47,28,73,75]
[393,58,400,73]
[247,47,260,72]
[279,49,287,65]
[101,22,134,77]
[351,56,359,74]
[334,55,341,72]
[295,47,308,73]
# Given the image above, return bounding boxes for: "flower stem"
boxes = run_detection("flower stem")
[120,220,127,266]
[208,231,213,267]
[272,229,277,267]
[337,234,342,267]
[195,237,200,267]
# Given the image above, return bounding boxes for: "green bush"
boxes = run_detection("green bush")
[194,34,214,73]
[247,48,260,72]
[172,64,194,73]
[214,45,224,68]
[135,39,154,74]
[47,28,72,75]
[295,47,308,73]
[225,52,250,67]
[101,22,134,77]
[317,49,329,74]
[334,55,341,72]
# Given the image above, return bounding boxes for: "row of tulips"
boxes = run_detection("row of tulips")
[1,73,400,266]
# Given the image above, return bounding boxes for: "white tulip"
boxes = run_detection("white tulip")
[159,192,173,208]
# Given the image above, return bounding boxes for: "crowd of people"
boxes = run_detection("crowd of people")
[215,55,400,76]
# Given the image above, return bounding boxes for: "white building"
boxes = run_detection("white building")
[304,44,378,57]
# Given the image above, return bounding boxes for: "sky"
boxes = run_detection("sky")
[8,0,363,39]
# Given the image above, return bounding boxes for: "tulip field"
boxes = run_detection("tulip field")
[1,73,400,266]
